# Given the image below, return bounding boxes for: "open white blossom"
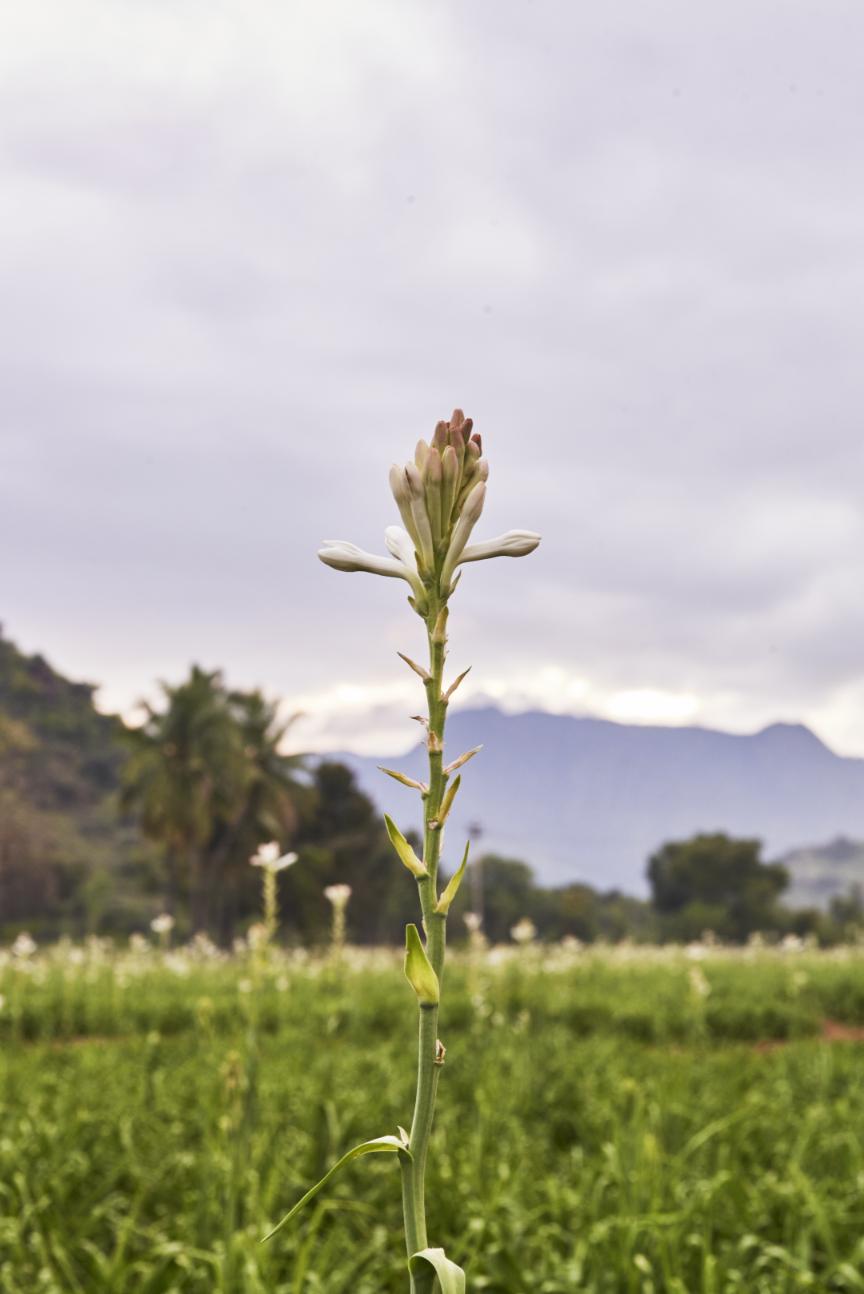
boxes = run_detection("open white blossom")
[150,913,175,935]
[250,842,299,872]
[318,539,427,605]
[458,530,542,564]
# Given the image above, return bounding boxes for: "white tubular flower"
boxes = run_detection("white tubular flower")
[457,530,542,565]
[384,525,419,571]
[318,539,427,606]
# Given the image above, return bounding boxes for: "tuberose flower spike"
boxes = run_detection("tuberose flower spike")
[306,405,540,1285]
[317,411,540,609]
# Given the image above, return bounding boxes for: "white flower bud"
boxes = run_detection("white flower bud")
[440,481,487,589]
[404,463,435,568]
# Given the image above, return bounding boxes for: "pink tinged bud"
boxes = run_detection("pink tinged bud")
[432,421,448,452]
[449,408,466,430]
[440,445,459,530]
[470,432,482,453]
[458,529,542,564]
[447,424,465,454]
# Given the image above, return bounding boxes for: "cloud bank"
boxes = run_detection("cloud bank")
[2,1,863,754]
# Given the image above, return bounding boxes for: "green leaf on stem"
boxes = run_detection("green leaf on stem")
[384,814,428,878]
[404,924,440,1006]
[261,1136,408,1242]
[378,765,429,793]
[434,774,461,828]
[435,841,470,915]
[409,1247,466,1293]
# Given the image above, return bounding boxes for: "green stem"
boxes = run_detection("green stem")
[402,594,451,1283]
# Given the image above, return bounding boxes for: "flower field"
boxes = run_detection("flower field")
[3,940,864,1292]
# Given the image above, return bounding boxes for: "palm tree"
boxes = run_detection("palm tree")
[123,668,304,937]
[211,689,309,939]
[122,667,241,930]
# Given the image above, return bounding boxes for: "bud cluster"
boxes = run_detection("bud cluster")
[318,409,540,615]
[389,409,488,589]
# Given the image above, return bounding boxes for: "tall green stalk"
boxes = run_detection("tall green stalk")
[266,410,540,1291]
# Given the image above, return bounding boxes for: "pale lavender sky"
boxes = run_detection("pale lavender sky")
[2,2,864,754]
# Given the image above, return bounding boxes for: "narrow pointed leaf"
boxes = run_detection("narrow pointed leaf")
[408,1248,466,1294]
[434,774,460,828]
[384,814,427,878]
[435,841,470,915]
[261,1137,407,1242]
[397,651,431,682]
[378,766,428,793]
[404,924,440,1006]
[443,745,482,776]
[443,666,471,702]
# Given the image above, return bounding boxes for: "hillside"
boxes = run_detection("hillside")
[338,707,864,894]
[0,628,153,933]
[782,836,864,911]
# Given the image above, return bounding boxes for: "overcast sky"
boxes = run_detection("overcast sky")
[3,1,864,757]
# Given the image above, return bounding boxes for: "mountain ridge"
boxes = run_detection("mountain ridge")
[335,705,864,893]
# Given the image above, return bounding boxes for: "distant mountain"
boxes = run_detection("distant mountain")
[781,836,864,910]
[337,707,864,894]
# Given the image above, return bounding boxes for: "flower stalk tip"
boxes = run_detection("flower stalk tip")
[318,411,540,610]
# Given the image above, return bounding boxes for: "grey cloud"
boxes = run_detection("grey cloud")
[1,0,863,752]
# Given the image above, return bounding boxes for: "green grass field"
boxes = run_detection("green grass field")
[3,941,864,1292]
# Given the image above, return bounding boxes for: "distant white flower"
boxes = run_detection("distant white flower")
[463,912,483,933]
[560,935,583,952]
[250,842,299,872]
[510,917,537,946]
[150,913,175,935]
[129,933,149,954]
[12,932,37,958]
[247,922,269,948]
[324,884,352,908]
